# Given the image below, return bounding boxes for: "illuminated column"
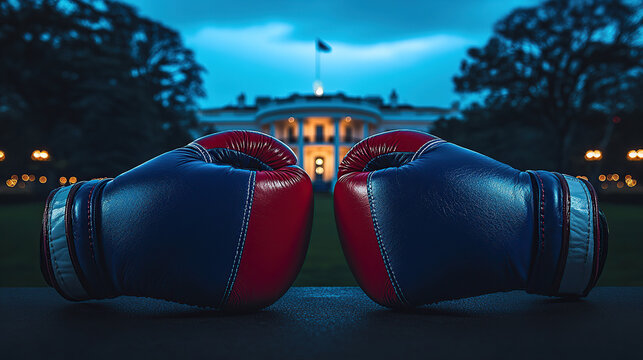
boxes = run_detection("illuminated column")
[363,122,369,139]
[332,117,340,189]
[269,122,275,137]
[297,118,304,167]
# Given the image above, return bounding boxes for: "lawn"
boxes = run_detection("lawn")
[0,195,641,287]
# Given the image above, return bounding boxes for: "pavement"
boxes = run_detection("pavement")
[1,287,642,359]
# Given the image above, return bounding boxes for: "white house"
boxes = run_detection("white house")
[198,90,459,190]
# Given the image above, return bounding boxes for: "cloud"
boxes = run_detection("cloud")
[186,22,473,69]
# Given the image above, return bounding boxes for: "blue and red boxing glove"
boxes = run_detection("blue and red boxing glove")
[334,130,608,307]
[40,131,313,310]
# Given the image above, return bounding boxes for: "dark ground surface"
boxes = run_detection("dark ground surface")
[2,287,642,359]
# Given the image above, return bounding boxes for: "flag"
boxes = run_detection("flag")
[316,38,331,53]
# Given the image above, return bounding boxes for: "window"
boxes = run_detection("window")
[315,125,325,142]
[344,126,353,143]
[287,126,295,143]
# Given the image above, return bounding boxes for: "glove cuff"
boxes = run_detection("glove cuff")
[526,171,607,297]
[40,179,115,301]
[555,174,607,296]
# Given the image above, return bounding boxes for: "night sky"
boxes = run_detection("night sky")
[123,0,539,109]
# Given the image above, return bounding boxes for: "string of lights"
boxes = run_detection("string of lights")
[1,148,641,189]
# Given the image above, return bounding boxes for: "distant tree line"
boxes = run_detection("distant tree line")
[0,0,205,180]
[433,0,643,177]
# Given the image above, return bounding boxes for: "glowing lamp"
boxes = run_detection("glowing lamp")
[39,176,47,184]
[313,81,324,97]
[31,150,50,161]
[584,150,602,161]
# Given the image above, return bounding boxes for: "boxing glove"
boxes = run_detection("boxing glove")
[40,130,313,310]
[334,130,607,308]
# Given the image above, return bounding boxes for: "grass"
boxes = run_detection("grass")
[1,196,641,287]
[293,194,356,286]
[595,203,643,286]
[0,202,47,286]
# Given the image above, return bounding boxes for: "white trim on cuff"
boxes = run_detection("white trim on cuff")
[557,175,595,295]
[47,186,89,300]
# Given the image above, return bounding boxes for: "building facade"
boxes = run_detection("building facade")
[198,91,459,190]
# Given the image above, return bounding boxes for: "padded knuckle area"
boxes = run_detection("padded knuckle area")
[208,148,274,171]
[362,152,416,172]
[194,130,297,169]
[338,130,437,178]
[255,166,312,189]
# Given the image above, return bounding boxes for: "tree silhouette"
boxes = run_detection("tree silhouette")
[454,0,643,171]
[0,0,205,179]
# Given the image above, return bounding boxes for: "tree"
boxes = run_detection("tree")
[453,0,643,171]
[432,103,559,170]
[0,0,205,179]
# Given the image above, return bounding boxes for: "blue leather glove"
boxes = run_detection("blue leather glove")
[41,131,313,310]
[335,130,607,308]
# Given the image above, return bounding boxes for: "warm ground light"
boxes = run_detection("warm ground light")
[1,195,641,287]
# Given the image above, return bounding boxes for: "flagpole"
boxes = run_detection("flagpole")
[315,47,320,82]
[314,39,330,96]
